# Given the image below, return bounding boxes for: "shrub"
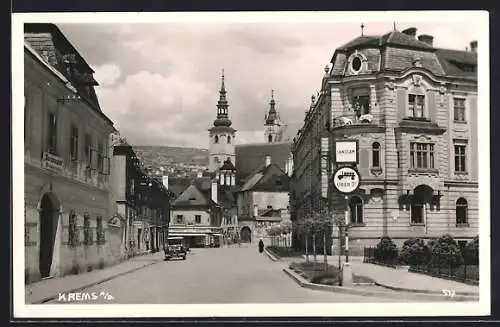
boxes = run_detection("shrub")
[430,234,463,268]
[398,238,431,266]
[463,236,479,265]
[374,236,398,264]
[98,258,105,270]
[71,261,80,275]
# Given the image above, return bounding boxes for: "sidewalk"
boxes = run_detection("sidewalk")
[25,252,164,304]
[294,255,479,296]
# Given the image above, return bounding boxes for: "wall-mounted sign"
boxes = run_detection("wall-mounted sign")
[42,152,64,172]
[334,140,359,164]
[332,166,360,194]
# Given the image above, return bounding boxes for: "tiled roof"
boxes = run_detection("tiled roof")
[172,185,212,207]
[435,48,477,79]
[337,35,381,50]
[235,142,291,184]
[240,163,290,193]
[379,30,433,49]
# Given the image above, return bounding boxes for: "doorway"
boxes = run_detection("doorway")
[39,193,59,278]
[240,226,252,243]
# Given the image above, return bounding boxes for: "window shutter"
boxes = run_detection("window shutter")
[396,88,407,121]
[428,91,437,122]
[359,147,370,176]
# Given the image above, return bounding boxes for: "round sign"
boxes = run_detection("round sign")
[333,166,360,194]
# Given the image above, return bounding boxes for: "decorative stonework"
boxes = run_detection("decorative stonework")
[412,74,422,86]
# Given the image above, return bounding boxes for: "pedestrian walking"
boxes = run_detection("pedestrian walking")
[258,239,264,253]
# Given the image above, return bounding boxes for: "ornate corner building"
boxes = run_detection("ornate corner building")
[291,27,478,254]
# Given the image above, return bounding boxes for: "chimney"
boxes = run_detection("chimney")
[470,40,477,53]
[265,155,271,167]
[418,34,434,47]
[211,181,218,203]
[162,175,169,190]
[402,27,417,39]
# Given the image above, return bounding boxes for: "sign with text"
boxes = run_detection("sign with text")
[42,152,64,172]
[334,140,358,164]
[333,166,360,194]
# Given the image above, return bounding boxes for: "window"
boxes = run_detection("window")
[351,56,362,72]
[410,196,424,224]
[349,196,363,224]
[96,216,105,244]
[47,112,57,154]
[176,215,184,224]
[83,213,92,245]
[195,215,201,224]
[408,94,425,118]
[227,136,231,144]
[68,210,78,247]
[456,198,468,225]
[214,135,219,144]
[453,98,466,122]
[352,95,370,115]
[85,134,92,166]
[410,143,435,169]
[268,135,273,143]
[454,144,467,173]
[97,141,104,173]
[70,124,79,161]
[372,142,380,168]
[397,151,401,168]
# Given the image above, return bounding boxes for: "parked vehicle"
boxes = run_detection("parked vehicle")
[164,237,187,260]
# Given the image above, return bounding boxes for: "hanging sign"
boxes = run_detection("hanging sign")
[332,166,360,194]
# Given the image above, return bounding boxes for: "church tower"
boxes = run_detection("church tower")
[208,70,237,172]
[264,90,284,143]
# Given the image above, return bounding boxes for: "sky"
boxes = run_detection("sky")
[56,17,481,149]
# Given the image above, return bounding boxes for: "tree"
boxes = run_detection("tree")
[281,220,293,248]
[295,215,313,263]
[399,238,431,266]
[430,234,463,268]
[311,207,334,271]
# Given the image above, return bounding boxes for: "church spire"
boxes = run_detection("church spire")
[213,69,232,127]
[265,89,279,125]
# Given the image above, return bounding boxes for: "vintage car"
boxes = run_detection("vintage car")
[164,236,187,260]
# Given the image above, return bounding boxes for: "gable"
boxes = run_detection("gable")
[172,185,210,207]
[242,164,290,193]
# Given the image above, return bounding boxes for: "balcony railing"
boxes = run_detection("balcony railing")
[332,113,375,128]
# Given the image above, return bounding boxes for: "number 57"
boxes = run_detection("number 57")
[442,289,456,297]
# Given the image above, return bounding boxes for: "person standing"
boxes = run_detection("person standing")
[258,239,264,253]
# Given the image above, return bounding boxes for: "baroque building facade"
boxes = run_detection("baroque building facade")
[290,27,478,255]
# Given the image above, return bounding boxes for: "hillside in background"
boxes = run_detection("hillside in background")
[132,146,209,177]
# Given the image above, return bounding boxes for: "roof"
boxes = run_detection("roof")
[435,48,477,79]
[379,30,434,50]
[235,142,291,184]
[168,177,212,198]
[171,184,213,207]
[240,163,290,193]
[220,159,236,171]
[337,35,381,50]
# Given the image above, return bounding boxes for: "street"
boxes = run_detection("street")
[47,245,415,304]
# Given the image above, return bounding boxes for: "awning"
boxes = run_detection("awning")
[169,233,207,237]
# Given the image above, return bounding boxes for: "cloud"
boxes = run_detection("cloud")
[57,20,482,148]
[94,63,121,86]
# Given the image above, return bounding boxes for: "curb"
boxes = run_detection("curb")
[282,268,478,302]
[264,248,280,262]
[374,281,479,297]
[32,259,162,304]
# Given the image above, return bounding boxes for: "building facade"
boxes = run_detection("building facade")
[24,24,116,283]
[110,142,171,257]
[237,156,292,244]
[291,27,478,255]
[208,71,237,172]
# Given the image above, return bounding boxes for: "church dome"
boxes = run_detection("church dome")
[213,117,233,127]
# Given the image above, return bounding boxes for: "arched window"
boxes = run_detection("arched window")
[214,135,219,144]
[410,195,424,224]
[227,136,231,144]
[456,198,468,225]
[372,142,380,168]
[349,196,363,224]
[268,135,273,143]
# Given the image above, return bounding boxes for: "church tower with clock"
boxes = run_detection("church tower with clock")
[208,70,237,172]
[264,90,285,143]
